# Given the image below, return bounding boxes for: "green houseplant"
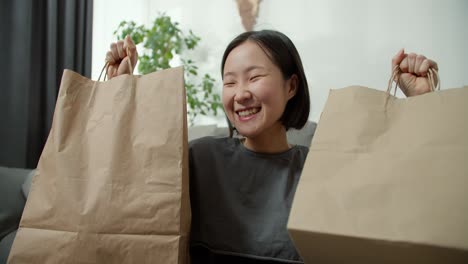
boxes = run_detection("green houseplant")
[114,14,223,126]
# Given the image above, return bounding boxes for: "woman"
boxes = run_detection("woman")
[106,30,438,263]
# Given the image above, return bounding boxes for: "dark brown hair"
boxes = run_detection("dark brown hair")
[221,30,310,130]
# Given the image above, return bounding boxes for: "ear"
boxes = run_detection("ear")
[286,74,298,100]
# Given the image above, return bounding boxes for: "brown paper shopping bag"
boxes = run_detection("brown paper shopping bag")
[8,66,190,263]
[288,69,468,263]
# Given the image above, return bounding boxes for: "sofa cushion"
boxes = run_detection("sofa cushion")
[287,121,317,147]
[21,170,36,199]
[0,230,16,263]
[0,167,29,241]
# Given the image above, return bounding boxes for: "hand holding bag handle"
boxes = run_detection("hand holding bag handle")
[88,47,134,107]
[389,49,440,96]
[98,46,134,81]
[387,65,440,96]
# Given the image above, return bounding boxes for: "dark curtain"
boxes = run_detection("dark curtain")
[0,0,93,168]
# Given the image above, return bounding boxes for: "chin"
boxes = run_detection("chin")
[236,130,258,139]
[234,125,264,139]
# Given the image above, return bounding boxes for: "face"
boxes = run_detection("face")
[222,41,297,138]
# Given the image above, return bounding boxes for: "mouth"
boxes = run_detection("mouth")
[236,107,261,121]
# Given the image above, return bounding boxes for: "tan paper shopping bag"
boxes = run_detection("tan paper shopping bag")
[288,73,468,263]
[8,67,190,263]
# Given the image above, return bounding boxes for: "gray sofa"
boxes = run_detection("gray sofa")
[0,122,316,263]
[0,167,34,263]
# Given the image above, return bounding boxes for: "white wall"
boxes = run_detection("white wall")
[93,0,468,125]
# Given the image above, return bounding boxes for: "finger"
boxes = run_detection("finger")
[418,59,430,77]
[391,48,405,69]
[117,57,131,75]
[106,51,116,64]
[419,59,438,76]
[414,54,426,75]
[399,55,409,73]
[429,59,438,71]
[124,35,138,69]
[110,43,119,62]
[130,49,138,70]
[407,53,416,73]
[107,64,117,79]
[429,60,439,86]
[123,35,136,49]
[116,40,125,58]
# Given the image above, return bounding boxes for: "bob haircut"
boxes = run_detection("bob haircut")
[221,30,310,130]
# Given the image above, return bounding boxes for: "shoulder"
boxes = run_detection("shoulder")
[289,144,309,169]
[295,145,309,157]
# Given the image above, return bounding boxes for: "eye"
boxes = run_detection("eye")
[250,75,263,81]
[223,81,236,87]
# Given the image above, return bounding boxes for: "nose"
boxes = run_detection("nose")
[233,86,252,103]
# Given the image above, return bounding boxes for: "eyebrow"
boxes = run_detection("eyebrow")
[223,65,266,79]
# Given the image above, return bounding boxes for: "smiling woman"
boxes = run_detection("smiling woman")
[188,30,311,264]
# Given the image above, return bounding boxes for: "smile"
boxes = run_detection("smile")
[236,107,261,119]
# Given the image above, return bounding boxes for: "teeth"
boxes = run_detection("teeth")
[238,108,260,117]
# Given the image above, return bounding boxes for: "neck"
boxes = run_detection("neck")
[243,123,290,154]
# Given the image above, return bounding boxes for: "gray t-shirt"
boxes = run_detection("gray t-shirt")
[189,136,308,263]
